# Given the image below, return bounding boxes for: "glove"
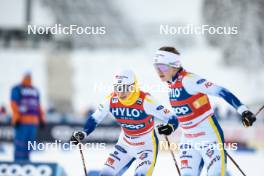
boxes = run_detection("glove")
[242,111,256,127]
[70,130,87,145]
[157,124,174,135]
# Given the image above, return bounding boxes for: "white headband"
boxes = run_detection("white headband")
[153,50,181,68]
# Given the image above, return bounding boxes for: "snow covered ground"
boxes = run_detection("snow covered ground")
[0,143,263,176]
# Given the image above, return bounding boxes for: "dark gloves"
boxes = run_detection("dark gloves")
[157,124,174,135]
[242,111,256,127]
[70,131,87,145]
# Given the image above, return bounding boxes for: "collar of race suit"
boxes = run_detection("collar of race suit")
[167,67,184,84]
[118,80,140,106]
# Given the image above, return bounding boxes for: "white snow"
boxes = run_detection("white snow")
[0,143,263,176]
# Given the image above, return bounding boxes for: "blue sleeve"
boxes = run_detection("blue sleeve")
[168,116,179,130]
[218,88,243,109]
[11,86,20,103]
[83,115,98,135]
[184,74,244,110]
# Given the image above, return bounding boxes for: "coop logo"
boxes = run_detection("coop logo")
[111,108,142,117]
[169,88,182,98]
[173,105,192,115]
[0,163,53,176]
[121,123,145,130]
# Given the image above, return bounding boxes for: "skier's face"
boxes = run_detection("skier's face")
[117,91,130,100]
[154,64,174,82]
[114,84,135,100]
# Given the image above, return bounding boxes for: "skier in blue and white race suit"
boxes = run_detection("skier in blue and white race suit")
[71,69,179,176]
[153,46,256,176]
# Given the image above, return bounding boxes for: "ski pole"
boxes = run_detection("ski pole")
[76,139,88,176]
[224,105,264,176]
[226,151,246,176]
[255,105,264,117]
[164,136,181,176]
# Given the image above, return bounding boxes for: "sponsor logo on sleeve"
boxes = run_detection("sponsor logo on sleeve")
[196,79,206,84]
[112,98,118,103]
[205,82,213,88]
[163,109,171,114]
[136,98,143,105]
[156,105,164,111]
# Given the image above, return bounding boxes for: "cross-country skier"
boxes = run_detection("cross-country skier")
[71,69,179,176]
[153,46,256,176]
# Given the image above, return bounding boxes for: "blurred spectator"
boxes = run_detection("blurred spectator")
[0,105,7,115]
[0,104,11,123]
[10,72,45,161]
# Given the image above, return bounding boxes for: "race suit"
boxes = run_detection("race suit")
[168,69,248,176]
[83,91,179,176]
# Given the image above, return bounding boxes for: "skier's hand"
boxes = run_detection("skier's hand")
[157,124,174,135]
[242,111,256,127]
[70,130,87,145]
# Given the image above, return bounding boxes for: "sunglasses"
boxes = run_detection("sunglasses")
[154,64,171,72]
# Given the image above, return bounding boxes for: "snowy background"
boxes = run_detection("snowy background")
[0,0,263,175]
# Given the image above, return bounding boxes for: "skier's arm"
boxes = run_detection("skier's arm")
[143,95,179,130]
[71,97,110,144]
[182,73,249,115]
[182,74,256,127]
[83,99,110,135]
